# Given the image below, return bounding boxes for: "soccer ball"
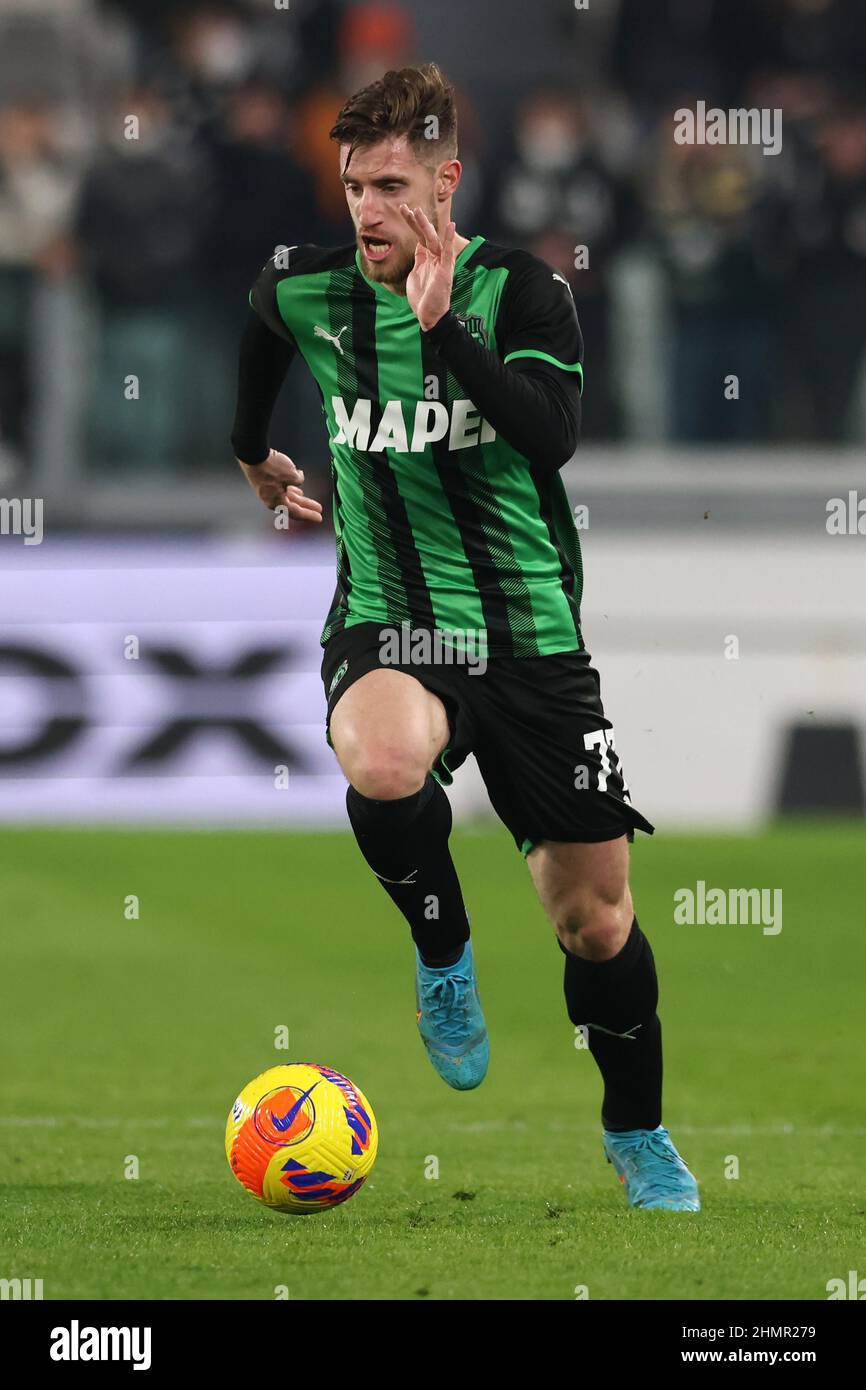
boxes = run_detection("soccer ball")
[224,1063,378,1215]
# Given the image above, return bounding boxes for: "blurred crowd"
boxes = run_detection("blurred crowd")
[2,0,866,486]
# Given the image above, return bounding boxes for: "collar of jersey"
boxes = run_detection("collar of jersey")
[353,233,485,303]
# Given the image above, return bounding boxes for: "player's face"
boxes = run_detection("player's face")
[340,136,439,288]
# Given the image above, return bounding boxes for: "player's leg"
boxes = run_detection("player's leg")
[467,646,698,1205]
[328,664,488,1089]
[527,837,699,1210]
[330,666,469,963]
[526,836,658,1129]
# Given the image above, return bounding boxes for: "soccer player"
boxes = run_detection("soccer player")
[230,64,699,1211]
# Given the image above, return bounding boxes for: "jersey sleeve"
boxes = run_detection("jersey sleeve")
[230,307,296,465]
[249,247,300,346]
[231,246,303,464]
[497,254,584,394]
[422,299,581,472]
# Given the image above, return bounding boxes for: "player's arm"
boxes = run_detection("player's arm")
[424,257,582,471]
[230,260,323,523]
[401,210,582,471]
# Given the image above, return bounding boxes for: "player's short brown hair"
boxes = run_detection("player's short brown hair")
[329,62,458,175]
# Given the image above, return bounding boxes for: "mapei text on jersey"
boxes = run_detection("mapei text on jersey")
[331,397,496,453]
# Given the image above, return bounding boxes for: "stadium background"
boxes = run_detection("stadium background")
[1,0,865,1304]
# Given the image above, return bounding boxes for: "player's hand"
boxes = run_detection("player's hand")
[236,449,324,523]
[400,205,456,332]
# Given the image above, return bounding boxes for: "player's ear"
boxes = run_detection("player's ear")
[438,157,461,201]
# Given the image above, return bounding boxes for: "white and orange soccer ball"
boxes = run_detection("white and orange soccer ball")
[225,1064,378,1214]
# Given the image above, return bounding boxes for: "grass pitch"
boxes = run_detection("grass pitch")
[1,822,864,1301]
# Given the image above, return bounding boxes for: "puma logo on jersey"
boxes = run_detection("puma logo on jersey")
[330,397,496,453]
[314,324,349,354]
[552,272,574,297]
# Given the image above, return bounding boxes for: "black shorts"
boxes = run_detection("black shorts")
[321,622,655,856]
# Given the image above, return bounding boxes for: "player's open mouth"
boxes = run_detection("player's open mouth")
[361,236,393,263]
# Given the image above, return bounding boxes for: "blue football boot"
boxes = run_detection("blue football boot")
[415,940,489,1090]
[603,1125,701,1210]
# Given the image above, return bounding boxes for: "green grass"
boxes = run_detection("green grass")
[1,823,864,1300]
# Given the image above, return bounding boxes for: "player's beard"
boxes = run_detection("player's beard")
[358,196,438,294]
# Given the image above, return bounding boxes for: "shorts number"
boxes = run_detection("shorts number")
[583,728,630,797]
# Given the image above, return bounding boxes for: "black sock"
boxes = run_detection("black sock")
[561,917,663,1132]
[346,776,470,966]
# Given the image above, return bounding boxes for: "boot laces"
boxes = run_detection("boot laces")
[425,972,474,1045]
[619,1130,691,1194]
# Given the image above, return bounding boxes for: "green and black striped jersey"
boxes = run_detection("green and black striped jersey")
[250,235,585,658]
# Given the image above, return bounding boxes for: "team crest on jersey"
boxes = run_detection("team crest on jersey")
[455,314,488,347]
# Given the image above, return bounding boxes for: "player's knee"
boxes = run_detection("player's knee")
[554,889,633,961]
[346,742,430,801]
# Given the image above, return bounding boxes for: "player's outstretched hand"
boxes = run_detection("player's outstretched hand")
[236,449,324,523]
[400,205,456,331]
